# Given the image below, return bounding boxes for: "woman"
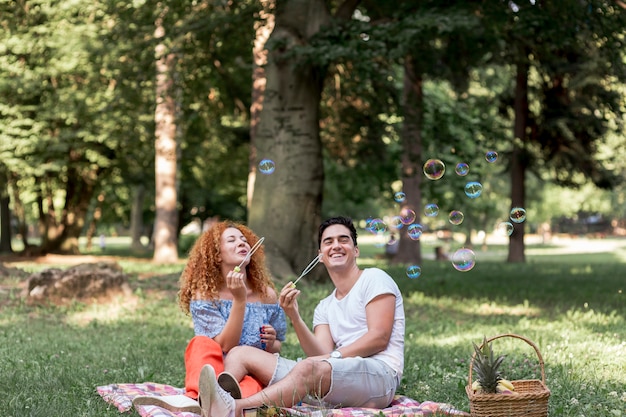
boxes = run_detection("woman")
[133,221,286,413]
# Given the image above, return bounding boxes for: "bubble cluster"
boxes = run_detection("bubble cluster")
[451,248,476,272]
[464,181,483,199]
[510,207,527,223]
[258,159,276,174]
[406,265,422,279]
[423,159,446,180]
[455,162,470,176]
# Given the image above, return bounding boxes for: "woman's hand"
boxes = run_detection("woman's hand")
[259,324,278,351]
[226,269,247,302]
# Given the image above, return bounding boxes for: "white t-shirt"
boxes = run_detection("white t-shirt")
[312,268,405,379]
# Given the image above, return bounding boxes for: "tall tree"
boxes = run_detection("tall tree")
[248,0,361,278]
[152,6,179,263]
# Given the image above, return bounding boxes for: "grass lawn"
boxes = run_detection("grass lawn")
[0,235,624,416]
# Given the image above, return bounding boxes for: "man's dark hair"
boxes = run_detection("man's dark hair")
[318,216,358,248]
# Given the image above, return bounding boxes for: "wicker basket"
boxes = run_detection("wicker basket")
[465,333,550,417]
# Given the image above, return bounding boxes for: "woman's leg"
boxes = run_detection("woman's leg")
[184,336,264,399]
[184,336,225,399]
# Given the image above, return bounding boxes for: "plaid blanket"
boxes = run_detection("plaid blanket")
[96,382,470,417]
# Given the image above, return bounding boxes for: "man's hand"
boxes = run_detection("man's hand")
[279,282,301,320]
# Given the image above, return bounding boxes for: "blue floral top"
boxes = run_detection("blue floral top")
[190,300,287,350]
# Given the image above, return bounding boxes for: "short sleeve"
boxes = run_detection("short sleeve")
[191,301,227,338]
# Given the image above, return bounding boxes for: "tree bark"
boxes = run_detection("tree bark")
[249,0,360,279]
[152,12,179,263]
[393,55,423,265]
[0,193,12,254]
[248,0,276,211]
[507,59,529,263]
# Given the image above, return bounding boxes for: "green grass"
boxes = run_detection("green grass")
[1,237,625,416]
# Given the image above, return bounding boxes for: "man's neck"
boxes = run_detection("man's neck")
[330,263,363,299]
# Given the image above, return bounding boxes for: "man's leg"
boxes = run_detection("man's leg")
[233,358,332,416]
[200,358,333,417]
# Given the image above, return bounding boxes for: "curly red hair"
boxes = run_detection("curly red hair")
[178,221,275,314]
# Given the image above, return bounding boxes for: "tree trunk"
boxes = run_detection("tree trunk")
[0,193,12,254]
[9,173,30,249]
[130,184,146,250]
[507,59,529,263]
[393,55,423,265]
[247,0,275,211]
[152,14,179,263]
[84,192,104,251]
[249,0,360,279]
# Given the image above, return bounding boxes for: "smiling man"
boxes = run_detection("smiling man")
[197,216,406,417]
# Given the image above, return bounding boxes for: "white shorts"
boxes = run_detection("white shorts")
[269,354,400,408]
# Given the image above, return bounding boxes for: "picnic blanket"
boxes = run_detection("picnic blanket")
[97,382,470,416]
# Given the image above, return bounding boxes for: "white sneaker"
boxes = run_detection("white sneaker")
[218,371,242,399]
[132,394,201,414]
[199,365,235,417]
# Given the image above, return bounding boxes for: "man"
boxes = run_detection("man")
[199,216,405,417]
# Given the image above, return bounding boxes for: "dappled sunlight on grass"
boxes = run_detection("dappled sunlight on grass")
[403,290,543,319]
[65,295,141,326]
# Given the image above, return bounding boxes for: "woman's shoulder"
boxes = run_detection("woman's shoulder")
[263,284,279,303]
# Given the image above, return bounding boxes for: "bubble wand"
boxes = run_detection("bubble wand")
[291,254,322,287]
[234,237,265,272]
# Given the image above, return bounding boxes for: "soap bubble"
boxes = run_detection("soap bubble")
[406,265,422,279]
[424,203,440,217]
[423,159,446,180]
[394,192,406,203]
[258,159,276,174]
[407,224,423,240]
[497,221,514,236]
[455,162,470,176]
[510,207,527,223]
[485,151,498,163]
[368,218,387,234]
[400,208,417,225]
[451,248,476,272]
[390,216,404,230]
[449,210,464,225]
[464,181,483,199]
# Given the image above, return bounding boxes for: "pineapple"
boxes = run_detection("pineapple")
[471,336,506,394]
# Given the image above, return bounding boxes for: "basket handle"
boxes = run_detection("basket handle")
[468,333,546,385]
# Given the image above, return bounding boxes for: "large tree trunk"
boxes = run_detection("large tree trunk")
[393,56,423,265]
[152,13,179,263]
[249,0,360,279]
[508,59,529,263]
[247,0,275,210]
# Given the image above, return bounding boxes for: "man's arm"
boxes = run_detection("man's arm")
[335,293,396,358]
[279,283,333,356]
